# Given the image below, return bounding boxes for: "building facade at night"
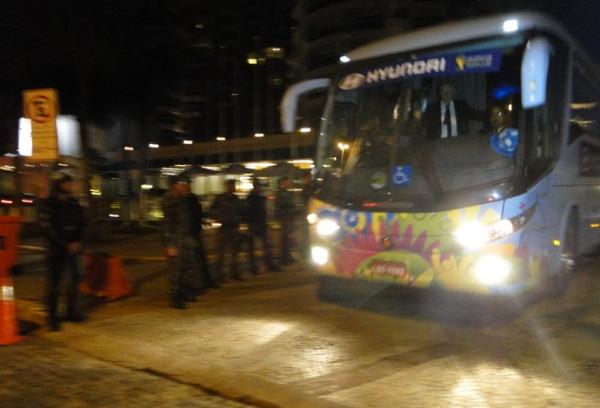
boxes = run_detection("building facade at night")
[150,1,293,147]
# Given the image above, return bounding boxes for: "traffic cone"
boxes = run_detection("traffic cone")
[103,256,133,301]
[80,252,108,296]
[81,253,132,301]
[0,277,22,345]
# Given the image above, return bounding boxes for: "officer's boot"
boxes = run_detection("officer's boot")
[170,291,186,309]
[66,256,85,322]
[47,312,61,331]
[66,285,85,322]
[47,285,61,331]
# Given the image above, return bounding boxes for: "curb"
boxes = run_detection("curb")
[41,326,347,408]
[19,245,47,253]
[18,245,168,264]
[17,246,263,264]
[16,299,47,329]
[121,255,167,263]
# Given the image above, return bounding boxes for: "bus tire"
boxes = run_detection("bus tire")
[546,209,578,297]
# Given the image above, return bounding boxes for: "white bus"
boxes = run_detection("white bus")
[282,12,600,298]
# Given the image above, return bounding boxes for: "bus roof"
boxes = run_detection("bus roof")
[343,12,575,63]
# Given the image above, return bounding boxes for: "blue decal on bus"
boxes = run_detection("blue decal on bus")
[339,49,502,89]
[490,128,519,157]
[392,166,413,186]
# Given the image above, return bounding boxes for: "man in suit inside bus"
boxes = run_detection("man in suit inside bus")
[423,82,485,140]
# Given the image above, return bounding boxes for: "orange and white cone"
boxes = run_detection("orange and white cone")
[103,256,133,301]
[0,277,22,345]
[81,253,133,301]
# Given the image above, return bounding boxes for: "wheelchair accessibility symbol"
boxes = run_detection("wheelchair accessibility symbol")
[392,166,413,186]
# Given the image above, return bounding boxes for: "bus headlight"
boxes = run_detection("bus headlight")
[311,246,329,265]
[453,219,514,249]
[306,212,319,225]
[316,219,340,237]
[453,221,490,249]
[474,255,512,285]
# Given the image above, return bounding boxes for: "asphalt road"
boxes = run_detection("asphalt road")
[12,233,600,407]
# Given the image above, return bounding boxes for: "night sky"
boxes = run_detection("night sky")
[541,0,600,61]
[0,0,293,152]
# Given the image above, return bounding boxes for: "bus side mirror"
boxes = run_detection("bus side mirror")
[280,78,330,132]
[521,37,552,109]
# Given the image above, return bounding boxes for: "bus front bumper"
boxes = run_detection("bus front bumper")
[309,241,532,296]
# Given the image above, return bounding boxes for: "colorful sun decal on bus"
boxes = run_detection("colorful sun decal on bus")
[310,198,544,294]
[331,221,444,288]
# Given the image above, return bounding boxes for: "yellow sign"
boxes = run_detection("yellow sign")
[23,89,60,161]
[455,55,466,71]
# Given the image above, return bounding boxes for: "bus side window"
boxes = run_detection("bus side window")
[524,45,567,182]
[543,48,567,159]
[579,143,600,177]
[569,62,600,144]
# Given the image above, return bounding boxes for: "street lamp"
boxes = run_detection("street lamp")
[337,142,350,164]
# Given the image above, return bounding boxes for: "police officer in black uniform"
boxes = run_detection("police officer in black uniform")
[210,179,244,282]
[181,179,216,291]
[38,173,85,331]
[275,176,296,265]
[300,172,313,260]
[162,175,203,309]
[245,178,280,273]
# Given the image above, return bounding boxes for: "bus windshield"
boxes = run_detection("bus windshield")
[315,39,525,212]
